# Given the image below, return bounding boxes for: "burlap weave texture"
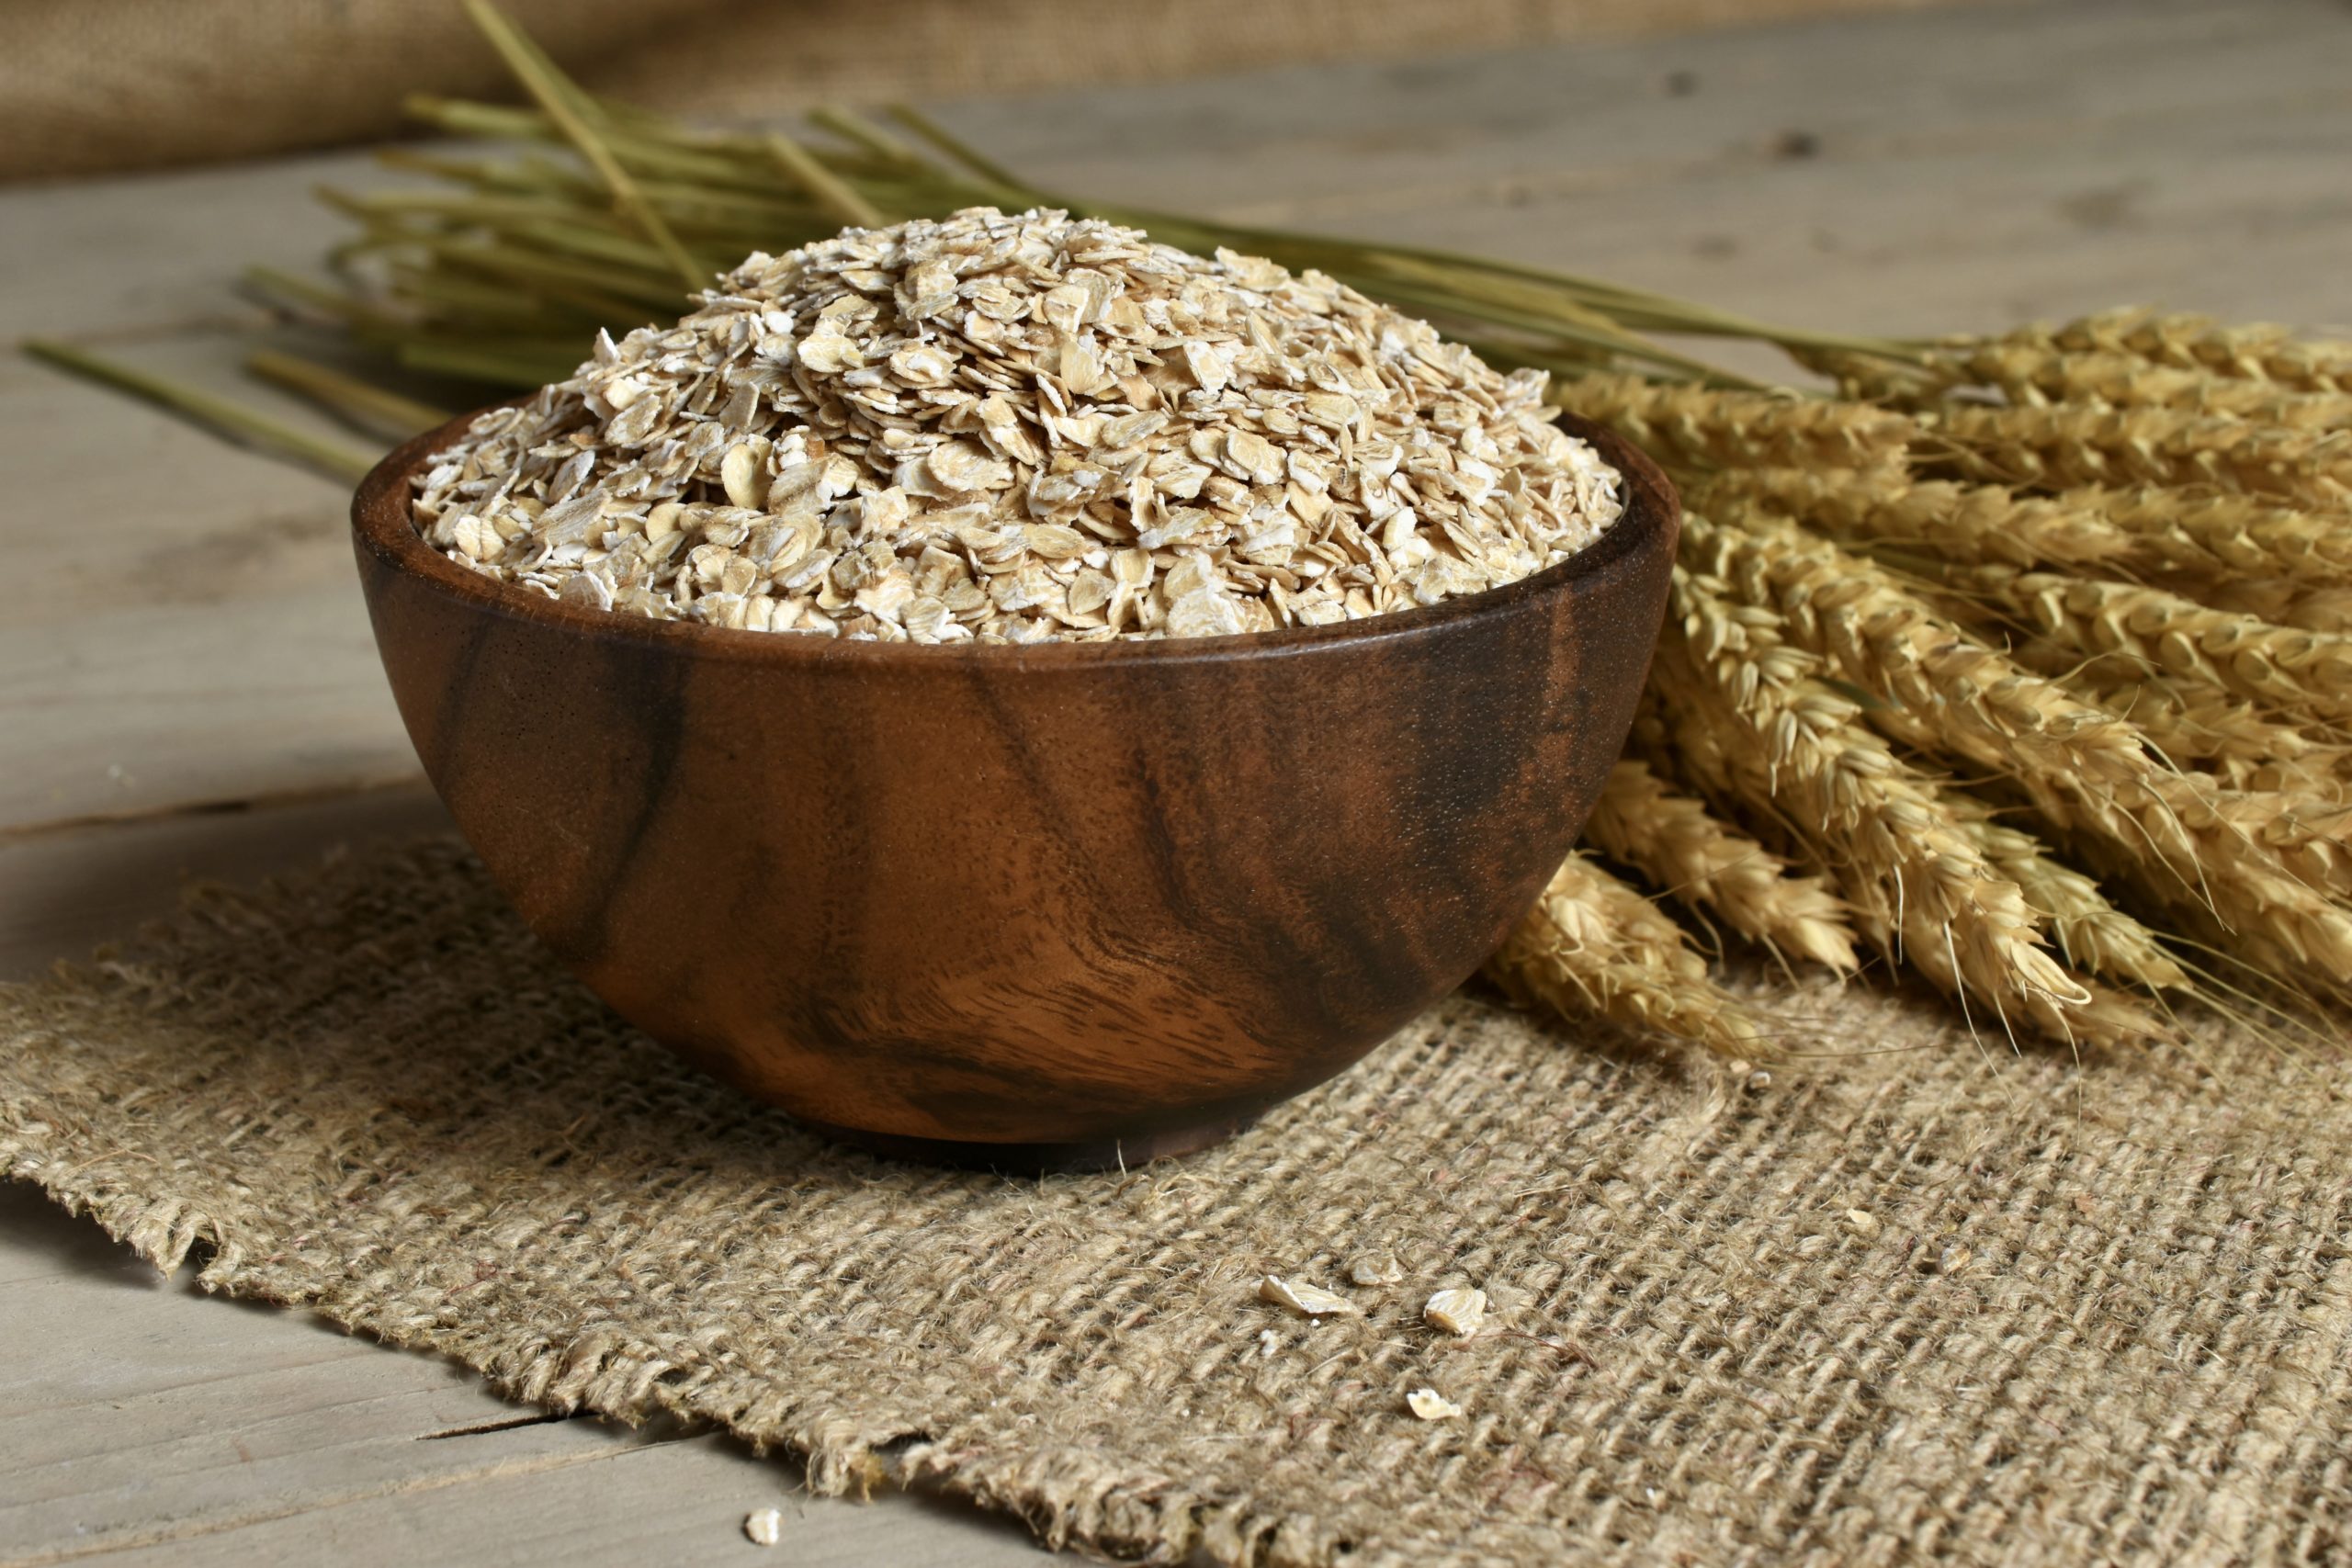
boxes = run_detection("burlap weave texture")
[2,838,2346,1565]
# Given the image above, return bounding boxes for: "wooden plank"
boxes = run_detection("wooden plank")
[1341,96,2352,338]
[0,784,449,980]
[943,0,2346,228]
[0,1189,1043,1568]
[68,1425,1049,1568]
[5,5,2349,1562]
[0,796,1042,1567]
[0,335,420,835]
[0,149,407,344]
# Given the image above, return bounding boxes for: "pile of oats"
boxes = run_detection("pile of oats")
[411,208,1624,642]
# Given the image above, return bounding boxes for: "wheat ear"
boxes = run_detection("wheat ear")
[2057,487,2352,586]
[1551,371,1917,472]
[2034,310,2352,395]
[1652,558,2123,1043]
[2177,574,2352,635]
[1933,403,2352,509]
[1933,343,2352,428]
[1958,568,2352,726]
[1696,510,2352,985]
[1957,815,2186,995]
[1687,509,2208,991]
[1484,853,1765,1055]
[2080,675,2350,797]
[1690,468,2152,575]
[1585,759,1861,973]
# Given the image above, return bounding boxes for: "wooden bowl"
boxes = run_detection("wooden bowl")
[351,412,1678,1168]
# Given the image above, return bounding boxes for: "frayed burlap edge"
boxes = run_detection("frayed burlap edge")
[6,837,2349,1567]
[0,852,1505,1567]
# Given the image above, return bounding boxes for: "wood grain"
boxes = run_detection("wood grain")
[6,1,2350,1560]
[0,1187,1046,1568]
[350,415,1676,1156]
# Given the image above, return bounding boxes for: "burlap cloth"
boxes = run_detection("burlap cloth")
[6,0,1982,183]
[3,836,2346,1565]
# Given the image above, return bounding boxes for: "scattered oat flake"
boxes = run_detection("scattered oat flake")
[1407,1387,1464,1421]
[1845,1209,1882,1239]
[1258,1327,1280,1358]
[1424,1287,1487,1337]
[1939,1242,1974,1274]
[1259,1275,1357,1318]
[1347,1252,1404,1287]
[744,1507,784,1547]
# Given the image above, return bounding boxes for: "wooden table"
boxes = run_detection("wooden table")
[6,1,2346,1560]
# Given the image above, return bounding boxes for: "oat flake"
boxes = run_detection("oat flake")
[412,208,1623,643]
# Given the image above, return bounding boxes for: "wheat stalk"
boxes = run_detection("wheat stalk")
[2015,310,2352,396]
[2056,488,2352,586]
[1956,568,2352,726]
[1484,854,1766,1055]
[1684,468,2352,603]
[2180,574,2352,635]
[1651,557,2122,1043]
[1933,342,2352,427]
[1583,759,1860,974]
[1689,468,2149,575]
[2080,675,2351,797]
[1691,507,2352,988]
[1933,403,2352,509]
[1548,372,1918,472]
[1957,815,2186,995]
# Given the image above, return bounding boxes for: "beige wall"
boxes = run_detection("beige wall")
[6,0,1993,183]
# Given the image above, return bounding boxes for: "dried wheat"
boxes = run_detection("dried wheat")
[1650,559,2114,1043]
[1685,510,2349,993]
[1787,346,1968,409]
[1933,403,2352,508]
[2055,487,2352,586]
[2217,791,2352,901]
[2079,675,2350,797]
[1933,342,2352,427]
[1484,852,1764,1055]
[1551,371,1917,473]
[1585,759,1860,973]
[1959,815,2188,993]
[1961,568,2352,725]
[2179,574,2352,635]
[1690,468,2150,575]
[2034,310,2352,396]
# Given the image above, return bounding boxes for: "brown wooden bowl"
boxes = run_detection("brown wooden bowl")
[351,412,1678,1169]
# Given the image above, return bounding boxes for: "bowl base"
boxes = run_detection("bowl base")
[797,1113,1258,1174]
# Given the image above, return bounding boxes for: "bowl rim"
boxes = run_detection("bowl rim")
[352,406,1679,669]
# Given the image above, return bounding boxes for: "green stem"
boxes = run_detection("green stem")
[22,339,381,482]
[455,0,707,290]
[243,349,453,439]
[396,339,582,387]
[881,104,1036,198]
[807,106,926,170]
[763,130,889,230]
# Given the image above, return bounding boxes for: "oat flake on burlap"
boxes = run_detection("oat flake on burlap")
[3,838,2348,1566]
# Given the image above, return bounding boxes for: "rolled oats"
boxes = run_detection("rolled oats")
[1259,1275,1358,1318]
[1423,1287,1487,1338]
[1406,1387,1464,1421]
[413,209,1624,643]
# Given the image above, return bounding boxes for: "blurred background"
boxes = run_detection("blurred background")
[6,0,1988,182]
